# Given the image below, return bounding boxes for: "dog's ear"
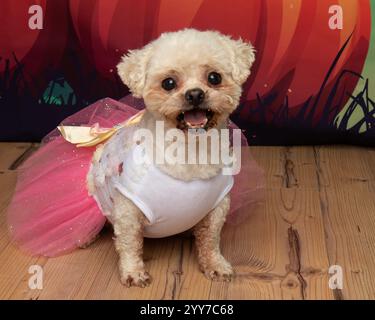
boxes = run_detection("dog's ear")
[117,44,154,98]
[220,35,255,85]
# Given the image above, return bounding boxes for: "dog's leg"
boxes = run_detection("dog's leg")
[193,195,233,281]
[112,191,151,287]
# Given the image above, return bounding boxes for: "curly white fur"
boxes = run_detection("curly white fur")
[103,29,255,287]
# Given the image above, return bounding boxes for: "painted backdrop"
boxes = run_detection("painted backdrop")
[0,0,373,145]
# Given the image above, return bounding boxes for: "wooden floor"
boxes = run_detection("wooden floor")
[0,142,375,300]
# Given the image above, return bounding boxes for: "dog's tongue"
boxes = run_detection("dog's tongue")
[184,109,207,126]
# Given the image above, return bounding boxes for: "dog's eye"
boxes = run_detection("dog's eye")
[161,78,177,91]
[208,72,222,86]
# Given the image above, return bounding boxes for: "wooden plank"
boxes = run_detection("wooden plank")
[13,232,184,300]
[245,147,333,299]
[0,245,41,299]
[0,171,17,253]
[17,238,113,300]
[178,146,333,300]
[1,143,374,300]
[252,146,319,189]
[0,143,43,299]
[208,188,334,300]
[84,235,186,300]
[0,143,38,171]
[0,171,41,300]
[314,146,375,300]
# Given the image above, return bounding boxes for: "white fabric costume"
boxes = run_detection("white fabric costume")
[88,126,234,238]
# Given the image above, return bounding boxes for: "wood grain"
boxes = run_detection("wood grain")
[0,143,374,299]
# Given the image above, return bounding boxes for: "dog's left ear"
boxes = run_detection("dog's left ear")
[117,44,154,98]
[222,36,256,85]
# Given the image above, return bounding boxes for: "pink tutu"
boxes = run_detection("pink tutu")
[7,97,264,257]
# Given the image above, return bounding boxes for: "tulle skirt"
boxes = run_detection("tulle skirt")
[7,97,264,257]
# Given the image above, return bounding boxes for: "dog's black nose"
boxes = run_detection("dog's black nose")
[185,88,205,106]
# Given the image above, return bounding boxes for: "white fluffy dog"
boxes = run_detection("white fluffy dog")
[88,29,255,287]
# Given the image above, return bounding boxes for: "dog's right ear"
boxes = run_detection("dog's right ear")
[117,44,154,98]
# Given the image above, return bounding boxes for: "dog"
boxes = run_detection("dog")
[87,28,255,287]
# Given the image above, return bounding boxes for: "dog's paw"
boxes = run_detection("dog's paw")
[201,258,234,282]
[120,270,151,288]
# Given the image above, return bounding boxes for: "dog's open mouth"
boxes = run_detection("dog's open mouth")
[176,108,215,130]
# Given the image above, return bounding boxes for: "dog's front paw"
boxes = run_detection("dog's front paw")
[201,257,234,282]
[120,270,151,288]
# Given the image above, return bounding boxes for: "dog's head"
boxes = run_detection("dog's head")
[117,29,255,131]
